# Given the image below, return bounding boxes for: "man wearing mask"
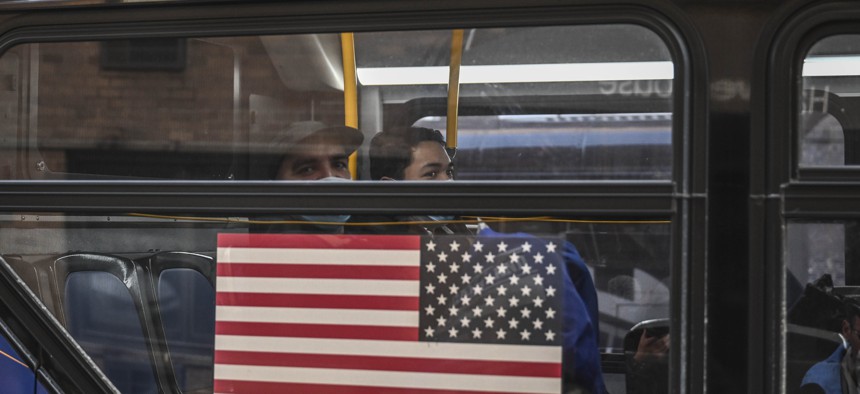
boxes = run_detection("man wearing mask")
[802,299,860,394]
[273,121,363,181]
[253,121,363,233]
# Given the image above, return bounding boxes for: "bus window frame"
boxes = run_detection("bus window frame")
[0,1,703,393]
[758,3,860,394]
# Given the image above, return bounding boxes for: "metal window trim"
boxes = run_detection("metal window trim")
[756,2,860,394]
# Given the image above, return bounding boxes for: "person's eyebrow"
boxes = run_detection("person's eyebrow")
[420,162,443,171]
[289,157,319,171]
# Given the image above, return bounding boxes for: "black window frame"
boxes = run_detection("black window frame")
[0,1,704,392]
[757,2,860,394]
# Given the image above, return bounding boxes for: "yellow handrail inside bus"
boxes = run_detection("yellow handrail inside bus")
[447,29,464,151]
[341,32,359,179]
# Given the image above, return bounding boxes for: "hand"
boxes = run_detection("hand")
[634,330,669,363]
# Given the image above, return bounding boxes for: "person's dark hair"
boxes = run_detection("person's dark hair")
[845,298,860,325]
[369,126,445,180]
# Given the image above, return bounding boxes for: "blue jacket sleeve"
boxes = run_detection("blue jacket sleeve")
[560,254,606,394]
[562,241,600,337]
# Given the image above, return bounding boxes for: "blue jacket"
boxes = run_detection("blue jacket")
[802,344,846,394]
[479,228,605,394]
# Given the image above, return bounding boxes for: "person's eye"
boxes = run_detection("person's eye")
[334,160,349,170]
[446,169,454,179]
[296,166,315,175]
[424,171,438,178]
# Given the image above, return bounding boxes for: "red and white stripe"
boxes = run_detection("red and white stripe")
[214,233,561,394]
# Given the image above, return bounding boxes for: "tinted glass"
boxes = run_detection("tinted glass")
[1,213,671,393]
[784,221,860,393]
[0,25,674,181]
[800,35,860,167]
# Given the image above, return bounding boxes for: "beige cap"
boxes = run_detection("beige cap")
[276,121,363,154]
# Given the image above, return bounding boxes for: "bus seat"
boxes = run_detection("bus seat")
[1,255,43,302]
[137,251,215,394]
[22,251,215,393]
[53,253,159,394]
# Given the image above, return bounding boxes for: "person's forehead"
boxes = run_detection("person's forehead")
[411,141,449,160]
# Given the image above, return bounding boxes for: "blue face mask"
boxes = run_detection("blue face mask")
[296,176,352,225]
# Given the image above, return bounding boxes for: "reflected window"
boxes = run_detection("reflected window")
[800,35,860,167]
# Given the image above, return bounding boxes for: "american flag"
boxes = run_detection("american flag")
[214,233,563,393]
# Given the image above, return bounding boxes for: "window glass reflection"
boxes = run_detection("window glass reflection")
[0,213,671,393]
[0,25,674,181]
[800,35,860,167]
[785,221,860,393]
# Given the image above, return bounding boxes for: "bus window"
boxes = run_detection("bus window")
[414,113,672,180]
[0,213,671,393]
[800,35,860,167]
[355,25,674,180]
[783,221,860,394]
[0,21,680,394]
[0,25,674,181]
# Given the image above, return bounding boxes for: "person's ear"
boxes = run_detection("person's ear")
[843,320,852,336]
[380,176,396,181]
